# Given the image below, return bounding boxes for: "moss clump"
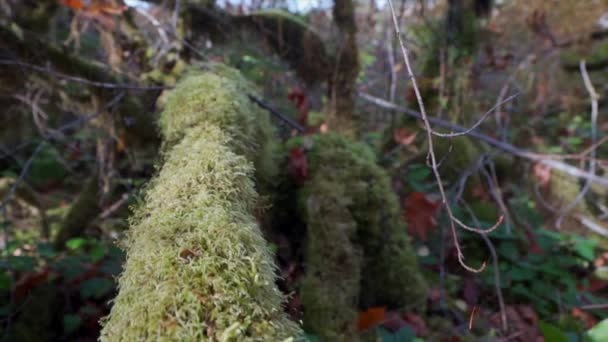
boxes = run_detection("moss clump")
[296,133,427,340]
[100,67,301,341]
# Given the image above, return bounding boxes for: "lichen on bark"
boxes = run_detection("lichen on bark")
[100,65,301,341]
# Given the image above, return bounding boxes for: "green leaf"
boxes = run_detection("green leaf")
[539,321,569,342]
[572,238,596,261]
[66,238,87,250]
[79,277,113,299]
[63,314,82,335]
[509,266,536,281]
[37,243,56,259]
[587,319,608,342]
[0,272,11,290]
[407,165,431,182]
[89,245,106,263]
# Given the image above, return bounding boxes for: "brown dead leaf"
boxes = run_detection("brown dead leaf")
[404,192,441,241]
[393,127,418,146]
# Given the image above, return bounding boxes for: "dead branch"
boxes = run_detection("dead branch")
[359,92,608,188]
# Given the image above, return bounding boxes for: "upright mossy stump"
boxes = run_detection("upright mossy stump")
[295,134,428,340]
[100,66,301,341]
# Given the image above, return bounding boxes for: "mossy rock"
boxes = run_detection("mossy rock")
[294,133,427,340]
[100,66,301,341]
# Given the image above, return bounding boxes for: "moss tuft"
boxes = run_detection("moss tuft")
[296,133,427,340]
[100,67,301,341]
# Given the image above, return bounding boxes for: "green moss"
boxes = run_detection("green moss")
[295,134,427,340]
[299,178,361,340]
[235,10,330,85]
[100,67,301,341]
[158,64,279,185]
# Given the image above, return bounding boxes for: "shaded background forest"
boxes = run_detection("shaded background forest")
[3,0,608,340]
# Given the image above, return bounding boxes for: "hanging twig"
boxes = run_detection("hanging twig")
[461,201,508,332]
[387,0,502,272]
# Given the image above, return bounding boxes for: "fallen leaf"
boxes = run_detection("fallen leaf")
[357,307,385,331]
[404,192,441,241]
[393,127,418,146]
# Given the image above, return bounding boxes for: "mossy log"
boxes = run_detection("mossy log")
[295,133,427,340]
[100,66,301,341]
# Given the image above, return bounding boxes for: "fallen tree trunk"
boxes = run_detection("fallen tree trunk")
[100,65,301,340]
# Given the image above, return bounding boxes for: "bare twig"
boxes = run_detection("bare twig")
[461,201,508,332]
[556,61,600,228]
[359,92,608,187]
[388,0,501,272]
[578,303,608,310]
[0,60,170,90]
[431,93,519,138]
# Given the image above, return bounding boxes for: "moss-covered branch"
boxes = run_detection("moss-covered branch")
[295,134,427,340]
[100,65,301,341]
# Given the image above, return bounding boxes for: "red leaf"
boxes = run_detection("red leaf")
[404,192,441,241]
[357,307,385,331]
[14,268,50,301]
[287,86,310,126]
[288,148,308,183]
[60,0,85,10]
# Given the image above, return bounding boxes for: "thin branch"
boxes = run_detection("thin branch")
[431,93,519,138]
[359,92,608,187]
[388,0,501,273]
[0,60,170,90]
[247,94,306,133]
[556,61,600,228]
[461,201,508,332]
